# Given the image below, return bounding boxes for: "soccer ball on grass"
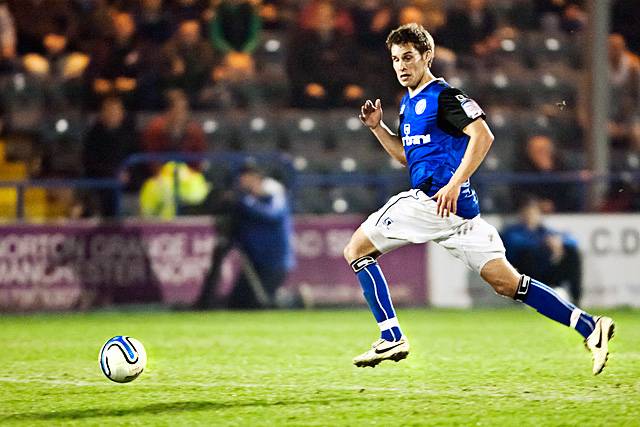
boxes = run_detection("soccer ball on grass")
[99,336,147,383]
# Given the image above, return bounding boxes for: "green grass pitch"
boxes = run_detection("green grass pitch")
[1,308,639,426]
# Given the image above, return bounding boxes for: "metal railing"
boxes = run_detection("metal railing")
[1,150,639,219]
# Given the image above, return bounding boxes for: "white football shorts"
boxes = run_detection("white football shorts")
[361,189,506,273]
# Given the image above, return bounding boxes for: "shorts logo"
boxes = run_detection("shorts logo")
[382,217,393,229]
[415,98,427,115]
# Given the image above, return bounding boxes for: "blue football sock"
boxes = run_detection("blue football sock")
[351,256,403,341]
[515,276,596,339]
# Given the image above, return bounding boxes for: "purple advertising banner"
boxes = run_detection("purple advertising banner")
[285,215,427,307]
[0,216,427,312]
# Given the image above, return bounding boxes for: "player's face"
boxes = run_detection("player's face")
[390,44,430,88]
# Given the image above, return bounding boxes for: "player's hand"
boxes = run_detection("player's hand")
[433,182,461,217]
[359,99,382,130]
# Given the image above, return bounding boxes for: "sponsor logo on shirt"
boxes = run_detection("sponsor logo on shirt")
[402,134,431,147]
[401,122,430,146]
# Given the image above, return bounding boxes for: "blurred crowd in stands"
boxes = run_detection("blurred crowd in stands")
[0,0,638,219]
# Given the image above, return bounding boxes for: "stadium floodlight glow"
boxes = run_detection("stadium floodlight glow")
[542,74,557,87]
[298,117,315,132]
[203,120,218,133]
[341,157,357,172]
[332,198,348,213]
[265,39,281,53]
[346,117,361,131]
[55,119,69,133]
[293,156,308,171]
[545,38,560,51]
[250,117,266,132]
[501,39,516,52]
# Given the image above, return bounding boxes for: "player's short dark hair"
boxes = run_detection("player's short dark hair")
[386,23,435,65]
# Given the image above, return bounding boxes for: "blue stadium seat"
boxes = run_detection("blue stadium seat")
[191,112,240,151]
[235,113,281,153]
[525,32,582,69]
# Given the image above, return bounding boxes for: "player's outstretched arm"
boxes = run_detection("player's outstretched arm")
[359,99,406,166]
[434,119,494,217]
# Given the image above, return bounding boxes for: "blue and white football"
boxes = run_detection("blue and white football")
[99,336,147,383]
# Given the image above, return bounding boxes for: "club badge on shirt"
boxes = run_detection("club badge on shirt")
[415,98,427,115]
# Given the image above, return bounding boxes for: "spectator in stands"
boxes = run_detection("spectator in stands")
[515,134,583,212]
[135,0,173,45]
[559,2,587,34]
[209,0,261,55]
[88,11,153,109]
[396,3,456,78]
[502,197,583,304]
[0,0,16,72]
[439,0,498,65]
[169,0,210,28]
[351,0,398,103]
[141,88,206,169]
[160,19,215,105]
[259,0,288,31]
[612,0,640,55]
[608,33,640,148]
[9,0,78,55]
[72,0,115,52]
[202,0,261,109]
[601,119,640,212]
[533,0,586,33]
[83,96,137,217]
[287,0,364,108]
[21,20,89,107]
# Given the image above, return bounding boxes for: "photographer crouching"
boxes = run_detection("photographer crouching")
[197,162,295,309]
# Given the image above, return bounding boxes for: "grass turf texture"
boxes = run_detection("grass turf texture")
[1,309,638,426]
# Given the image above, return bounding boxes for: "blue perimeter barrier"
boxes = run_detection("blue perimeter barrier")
[1,151,639,219]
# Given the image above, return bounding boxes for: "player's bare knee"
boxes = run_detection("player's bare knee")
[343,238,362,263]
[480,270,514,297]
[490,278,517,298]
[480,258,520,298]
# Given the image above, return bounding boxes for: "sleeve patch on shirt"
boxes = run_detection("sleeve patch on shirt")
[460,98,484,119]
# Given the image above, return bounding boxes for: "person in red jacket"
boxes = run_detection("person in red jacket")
[141,88,206,172]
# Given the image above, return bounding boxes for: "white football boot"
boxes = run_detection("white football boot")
[353,336,409,368]
[585,316,615,375]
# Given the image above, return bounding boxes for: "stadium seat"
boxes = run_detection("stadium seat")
[293,185,332,214]
[525,32,583,69]
[329,185,380,214]
[279,111,333,155]
[483,110,519,171]
[191,112,240,151]
[235,113,281,153]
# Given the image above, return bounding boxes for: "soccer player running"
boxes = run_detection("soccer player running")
[344,23,614,374]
